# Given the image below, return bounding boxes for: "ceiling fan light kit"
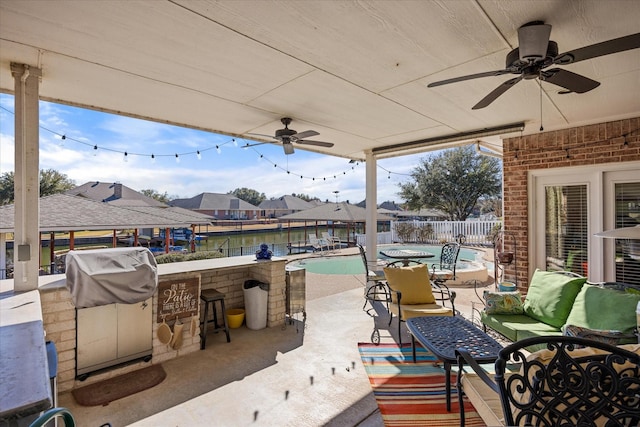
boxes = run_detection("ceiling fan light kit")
[428,21,640,109]
[517,21,552,60]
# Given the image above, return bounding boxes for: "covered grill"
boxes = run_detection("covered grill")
[66,247,157,308]
[65,247,158,378]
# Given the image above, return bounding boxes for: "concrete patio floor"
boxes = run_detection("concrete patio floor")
[57,248,491,427]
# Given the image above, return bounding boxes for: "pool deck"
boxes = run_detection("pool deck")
[57,246,494,427]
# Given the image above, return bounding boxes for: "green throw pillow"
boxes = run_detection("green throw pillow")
[564,284,640,334]
[523,269,586,328]
[484,291,524,314]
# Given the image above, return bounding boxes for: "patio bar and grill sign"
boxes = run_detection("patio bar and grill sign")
[157,277,199,322]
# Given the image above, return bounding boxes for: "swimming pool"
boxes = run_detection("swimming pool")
[291,245,489,284]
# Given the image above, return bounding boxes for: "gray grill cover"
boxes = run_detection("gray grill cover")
[66,247,158,308]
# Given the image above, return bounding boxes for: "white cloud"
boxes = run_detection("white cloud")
[1,94,425,204]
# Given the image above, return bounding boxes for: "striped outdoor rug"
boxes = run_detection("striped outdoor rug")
[358,343,486,427]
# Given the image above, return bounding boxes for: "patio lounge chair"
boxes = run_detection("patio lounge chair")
[358,244,389,311]
[384,261,456,345]
[456,335,640,427]
[430,242,461,285]
[321,232,342,250]
[308,234,329,253]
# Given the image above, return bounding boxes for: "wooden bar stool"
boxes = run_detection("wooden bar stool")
[200,289,231,349]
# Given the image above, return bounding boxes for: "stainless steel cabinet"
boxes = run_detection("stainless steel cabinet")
[285,266,306,322]
[76,298,152,377]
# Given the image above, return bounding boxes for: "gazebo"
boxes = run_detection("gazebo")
[0,194,213,278]
[279,202,394,248]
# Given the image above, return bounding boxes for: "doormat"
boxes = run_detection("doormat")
[72,364,166,406]
[358,343,486,426]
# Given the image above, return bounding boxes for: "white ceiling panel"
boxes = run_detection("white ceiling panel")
[1,0,638,160]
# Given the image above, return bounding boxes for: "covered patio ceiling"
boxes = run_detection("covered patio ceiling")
[1,0,639,160]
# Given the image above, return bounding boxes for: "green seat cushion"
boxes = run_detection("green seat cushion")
[564,284,640,335]
[481,313,561,342]
[523,270,586,328]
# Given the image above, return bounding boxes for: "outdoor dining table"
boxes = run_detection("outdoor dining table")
[380,249,435,266]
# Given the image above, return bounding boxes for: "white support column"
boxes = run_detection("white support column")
[365,151,377,268]
[11,63,41,291]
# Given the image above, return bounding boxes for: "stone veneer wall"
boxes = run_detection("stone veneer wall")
[40,257,287,393]
[501,116,640,289]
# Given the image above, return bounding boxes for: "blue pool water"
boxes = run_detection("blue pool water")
[292,245,484,275]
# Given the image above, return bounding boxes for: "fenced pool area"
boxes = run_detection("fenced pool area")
[291,245,492,284]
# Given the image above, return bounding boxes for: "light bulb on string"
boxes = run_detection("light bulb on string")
[196,150,201,160]
[123,151,128,162]
[57,134,66,146]
[151,154,156,164]
[232,138,237,147]
[216,145,221,154]
[175,154,180,163]
[93,145,98,156]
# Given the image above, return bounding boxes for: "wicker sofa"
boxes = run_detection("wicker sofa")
[480,270,640,350]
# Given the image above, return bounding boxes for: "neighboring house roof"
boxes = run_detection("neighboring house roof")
[377,208,401,215]
[379,201,403,211]
[67,181,167,207]
[0,194,194,232]
[279,202,394,222]
[170,193,259,210]
[122,206,214,225]
[258,195,314,211]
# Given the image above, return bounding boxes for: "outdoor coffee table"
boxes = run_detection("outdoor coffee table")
[406,315,503,412]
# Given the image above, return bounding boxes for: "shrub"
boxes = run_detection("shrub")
[395,222,416,243]
[155,251,225,264]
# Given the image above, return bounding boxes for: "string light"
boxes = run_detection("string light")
[0,105,411,183]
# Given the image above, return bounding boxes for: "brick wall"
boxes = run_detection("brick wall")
[502,116,640,289]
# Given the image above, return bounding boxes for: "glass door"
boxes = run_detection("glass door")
[603,171,640,286]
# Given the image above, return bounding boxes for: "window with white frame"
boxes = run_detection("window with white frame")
[530,162,640,284]
[611,181,640,286]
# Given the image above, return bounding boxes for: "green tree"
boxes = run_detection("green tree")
[398,146,502,221]
[141,189,170,203]
[228,187,266,206]
[0,169,76,205]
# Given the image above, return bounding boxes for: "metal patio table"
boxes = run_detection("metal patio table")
[405,316,503,413]
[380,249,434,266]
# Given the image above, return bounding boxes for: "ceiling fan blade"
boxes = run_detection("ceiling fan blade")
[292,130,319,139]
[472,75,524,110]
[427,69,513,87]
[297,140,334,148]
[541,68,600,93]
[554,32,640,65]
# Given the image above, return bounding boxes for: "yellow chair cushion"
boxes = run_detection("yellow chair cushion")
[383,264,435,304]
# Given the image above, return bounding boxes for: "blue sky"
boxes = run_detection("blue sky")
[0,93,429,203]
